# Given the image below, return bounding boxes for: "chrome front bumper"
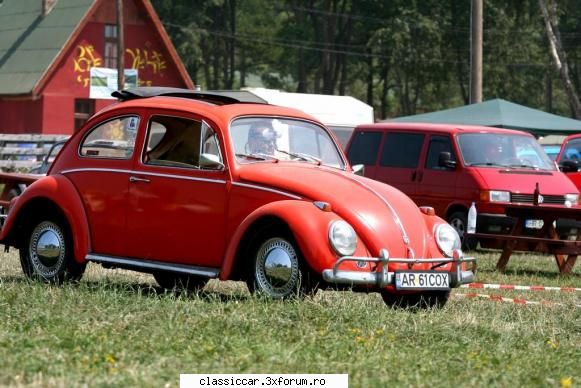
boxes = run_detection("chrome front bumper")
[322,249,475,288]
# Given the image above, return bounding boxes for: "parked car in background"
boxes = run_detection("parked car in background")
[542,144,561,161]
[556,133,581,190]
[0,88,475,308]
[346,123,580,246]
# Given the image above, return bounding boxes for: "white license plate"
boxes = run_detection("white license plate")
[395,272,450,290]
[525,219,544,229]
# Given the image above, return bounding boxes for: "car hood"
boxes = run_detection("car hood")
[474,167,579,194]
[238,163,434,259]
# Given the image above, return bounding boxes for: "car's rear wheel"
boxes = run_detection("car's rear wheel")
[20,218,85,283]
[153,272,208,292]
[448,211,477,250]
[247,235,311,299]
[380,290,450,309]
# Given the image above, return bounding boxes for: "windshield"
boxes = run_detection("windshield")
[230,117,345,169]
[457,133,555,170]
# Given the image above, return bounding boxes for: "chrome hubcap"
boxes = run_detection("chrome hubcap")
[30,221,65,277]
[255,238,300,298]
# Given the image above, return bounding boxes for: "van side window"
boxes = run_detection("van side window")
[426,135,455,169]
[347,131,382,166]
[380,133,424,168]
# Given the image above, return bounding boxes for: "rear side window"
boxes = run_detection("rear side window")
[347,131,382,165]
[380,132,424,168]
[80,116,139,159]
[425,135,455,169]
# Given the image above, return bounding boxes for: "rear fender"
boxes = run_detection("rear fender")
[1,175,90,264]
[221,200,342,280]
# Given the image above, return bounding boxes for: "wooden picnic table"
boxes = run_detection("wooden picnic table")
[469,203,581,274]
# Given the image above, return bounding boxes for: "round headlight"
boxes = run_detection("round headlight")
[329,220,357,256]
[435,224,461,257]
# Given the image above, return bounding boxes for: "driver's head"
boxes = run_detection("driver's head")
[247,122,277,155]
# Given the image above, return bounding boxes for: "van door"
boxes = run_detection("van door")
[414,134,459,216]
[375,131,425,197]
[346,130,383,179]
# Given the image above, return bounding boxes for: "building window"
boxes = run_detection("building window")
[74,99,95,131]
[104,24,118,69]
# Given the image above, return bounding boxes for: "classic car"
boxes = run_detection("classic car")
[0,87,475,308]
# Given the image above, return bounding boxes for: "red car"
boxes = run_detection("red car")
[557,133,581,189]
[0,88,474,308]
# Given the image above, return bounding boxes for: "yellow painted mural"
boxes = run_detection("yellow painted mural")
[73,44,167,88]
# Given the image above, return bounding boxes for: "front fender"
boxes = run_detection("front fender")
[1,174,90,264]
[221,200,364,280]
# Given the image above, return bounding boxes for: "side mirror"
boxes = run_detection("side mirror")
[559,159,580,173]
[352,164,365,176]
[438,151,457,169]
[199,153,225,170]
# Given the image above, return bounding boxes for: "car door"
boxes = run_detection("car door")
[414,134,458,215]
[125,111,229,267]
[374,131,426,198]
[67,114,142,257]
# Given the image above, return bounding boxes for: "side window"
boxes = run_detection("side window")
[380,132,424,168]
[347,131,382,166]
[144,115,223,170]
[563,139,581,161]
[425,135,455,169]
[80,116,139,159]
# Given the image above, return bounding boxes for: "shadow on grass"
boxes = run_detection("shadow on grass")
[0,275,251,303]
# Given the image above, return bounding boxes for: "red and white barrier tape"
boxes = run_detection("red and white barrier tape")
[454,292,581,308]
[461,283,581,292]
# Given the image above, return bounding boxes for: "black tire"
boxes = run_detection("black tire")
[380,290,450,309]
[19,218,85,283]
[153,271,208,292]
[247,234,312,299]
[448,211,477,251]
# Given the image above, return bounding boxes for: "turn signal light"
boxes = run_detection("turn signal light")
[419,206,435,216]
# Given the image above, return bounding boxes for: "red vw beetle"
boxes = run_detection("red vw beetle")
[0,88,474,308]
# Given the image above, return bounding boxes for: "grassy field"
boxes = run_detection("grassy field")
[0,248,579,387]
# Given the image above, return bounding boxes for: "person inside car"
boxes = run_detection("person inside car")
[246,121,279,155]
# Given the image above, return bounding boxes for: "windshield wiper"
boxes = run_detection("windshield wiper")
[468,162,505,167]
[235,153,279,161]
[276,149,322,165]
[507,163,539,169]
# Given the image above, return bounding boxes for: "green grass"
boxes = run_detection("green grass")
[0,249,579,387]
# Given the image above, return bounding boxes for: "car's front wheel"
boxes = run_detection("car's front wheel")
[152,271,208,292]
[20,219,85,283]
[248,235,309,299]
[448,211,477,250]
[380,290,450,309]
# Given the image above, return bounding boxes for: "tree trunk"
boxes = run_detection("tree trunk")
[539,0,581,118]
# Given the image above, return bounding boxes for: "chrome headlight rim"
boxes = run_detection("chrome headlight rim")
[435,223,461,258]
[328,220,357,256]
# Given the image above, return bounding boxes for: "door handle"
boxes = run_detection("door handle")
[411,170,417,181]
[129,176,150,183]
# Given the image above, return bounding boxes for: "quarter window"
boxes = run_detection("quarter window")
[347,131,382,166]
[380,132,424,168]
[144,116,223,170]
[426,135,455,169]
[80,116,139,159]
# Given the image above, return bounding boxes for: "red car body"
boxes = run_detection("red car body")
[346,123,580,242]
[0,88,474,308]
[556,133,581,190]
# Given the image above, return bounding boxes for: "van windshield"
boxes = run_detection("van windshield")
[458,133,555,171]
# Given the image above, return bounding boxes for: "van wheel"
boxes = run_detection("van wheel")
[20,218,85,283]
[448,211,477,251]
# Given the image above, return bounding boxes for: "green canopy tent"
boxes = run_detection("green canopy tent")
[389,99,581,137]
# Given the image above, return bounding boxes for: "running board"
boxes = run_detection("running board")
[86,254,220,278]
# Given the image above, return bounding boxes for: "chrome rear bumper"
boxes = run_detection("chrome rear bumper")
[322,249,475,288]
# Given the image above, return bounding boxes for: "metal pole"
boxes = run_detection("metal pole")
[117,0,125,90]
[470,0,483,103]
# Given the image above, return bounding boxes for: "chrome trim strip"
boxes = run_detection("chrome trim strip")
[86,254,220,278]
[325,169,412,247]
[61,168,227,184]
[232,182,302,199]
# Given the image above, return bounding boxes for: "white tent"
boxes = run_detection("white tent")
[243,88,374,147]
